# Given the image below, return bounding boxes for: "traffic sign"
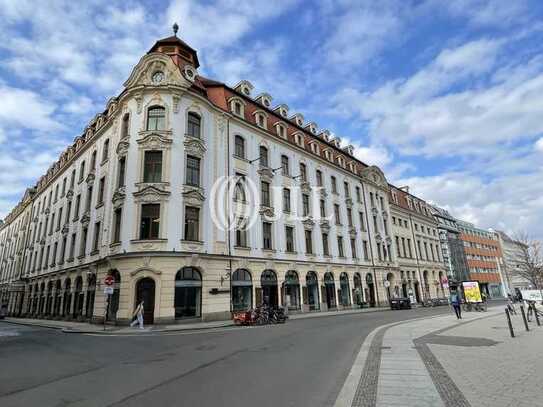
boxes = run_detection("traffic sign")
[104,286,114,295]
[104,275,115,286]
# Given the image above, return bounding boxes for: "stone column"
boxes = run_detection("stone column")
[68,285,76,319]
[80,279,89,321]
[59,287,65,318]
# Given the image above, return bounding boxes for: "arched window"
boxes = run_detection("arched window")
[232,269,252,311]
[340,272,351,306]
[259,146,269,167]
[102,139,110,162]
[175,267,202,318]
[147,106,166,131]
[121,113,130,138]
[324,272,336,309]
[234,135,245,158]
[234,175,246,202]
[261,269,278,307]
[306,271,319,311]
[281,155,289,176]
[187,112,201,138]
[90,150,97,170]
[284,270,300,310]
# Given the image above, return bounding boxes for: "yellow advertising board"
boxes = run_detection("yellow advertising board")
[462,281,482,303]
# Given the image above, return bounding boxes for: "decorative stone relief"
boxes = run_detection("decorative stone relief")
[80,212,91,226]
[111,189,126,209]
[116,139,130,156]
[66,189,74,201]
[302,217,315,229]
[86,172,95,186]
[133,185,171,203]
[136,133,173,150]
[300,181,311,194]
[320,219,330,232]
[184,137,206,157]
[182,185,205,202]
[257,167,274,180]
[259,206,275,218]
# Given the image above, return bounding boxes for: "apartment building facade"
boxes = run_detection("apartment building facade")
[389,186,449,303]
[0,31,449,324]
[457,220,505,297]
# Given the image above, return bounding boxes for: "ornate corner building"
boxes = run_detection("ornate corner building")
[0,31,448,324]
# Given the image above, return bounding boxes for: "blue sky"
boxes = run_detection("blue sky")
[0,0,542,239]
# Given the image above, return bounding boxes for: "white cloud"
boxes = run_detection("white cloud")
[444,0,529,27]
[399,170,543,240]
[0,85,61,131]
[322,2,403,66]
[536,137,543,153]
[332,38,543,158]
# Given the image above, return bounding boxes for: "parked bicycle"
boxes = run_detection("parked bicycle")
[232,305,288,326]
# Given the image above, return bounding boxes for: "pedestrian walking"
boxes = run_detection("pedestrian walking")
[526,300,534,322]
[450,291,462,319]
[130,301,145,329]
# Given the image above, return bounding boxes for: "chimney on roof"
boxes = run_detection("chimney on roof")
[399,185,409,193]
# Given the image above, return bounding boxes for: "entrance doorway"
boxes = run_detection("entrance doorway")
[261,270,278,307]
[135,278,155,324]
[414,282,421,303]
[324,272,336,309]
[306,271,319,311]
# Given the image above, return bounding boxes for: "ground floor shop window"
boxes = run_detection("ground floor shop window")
[284,270,300,310]
[175,267,202,318]
[340,272,351,306]
[324,272,336,309]
[232,269,252,311]
[306,271,319,311]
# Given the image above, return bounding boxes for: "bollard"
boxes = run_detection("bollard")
[505,308,515,338]
[533,303,541,327]
[520,305,530,331]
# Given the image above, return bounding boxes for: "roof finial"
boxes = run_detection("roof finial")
[172,22,179,37]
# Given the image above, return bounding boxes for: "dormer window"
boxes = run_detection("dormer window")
[293,132,304,147]
[324,150,332,161]
[253,110,268,130]
[275,123,287,139]
[256,93,273,108]
[305,122,318,135]
[234,80,254,96]
[291,113,304,127]
[319,130,330,141]
[309,141,320,155]
[229,97,246,118]
[274,104,289,118]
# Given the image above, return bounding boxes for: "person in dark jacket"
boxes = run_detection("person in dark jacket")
[450,291,462,319]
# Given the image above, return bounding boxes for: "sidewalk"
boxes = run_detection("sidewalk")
[2,305,388,335]
[336,305,543,407]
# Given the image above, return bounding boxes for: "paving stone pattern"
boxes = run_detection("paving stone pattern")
[430,313,543,407]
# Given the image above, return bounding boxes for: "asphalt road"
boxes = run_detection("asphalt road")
[0,307,454,407]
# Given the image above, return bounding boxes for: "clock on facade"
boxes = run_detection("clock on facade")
[152,71,164,84]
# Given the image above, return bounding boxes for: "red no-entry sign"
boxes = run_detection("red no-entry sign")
[104,275,115,286]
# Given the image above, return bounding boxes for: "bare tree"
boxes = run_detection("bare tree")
[514,232,543,292]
